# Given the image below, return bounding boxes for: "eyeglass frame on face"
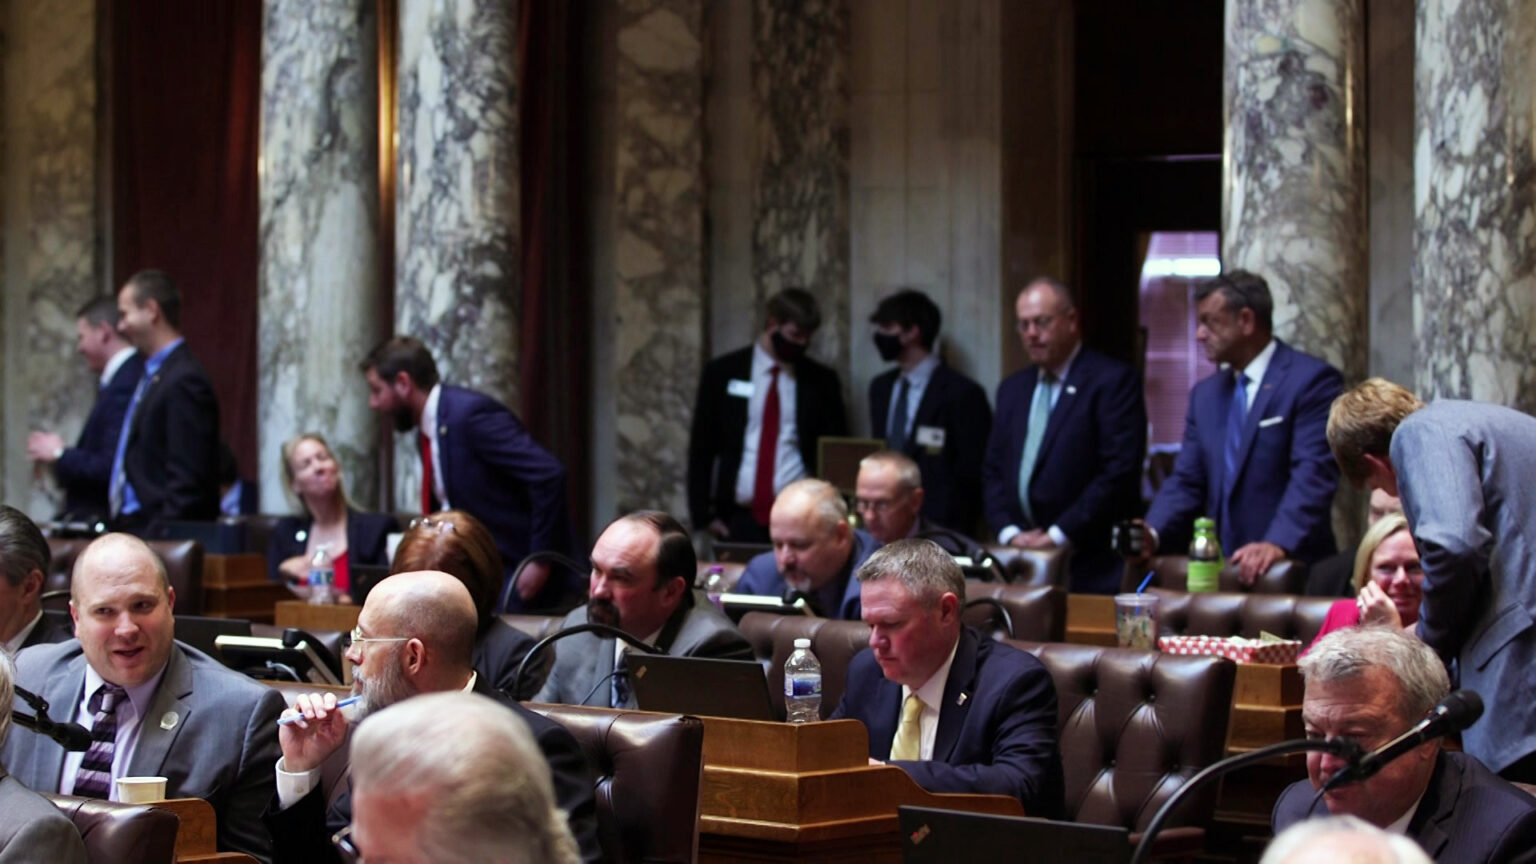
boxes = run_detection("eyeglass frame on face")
[346,626,410,654]
[1016,314,1057,334]
[854,494,906,515]
[407,515,455,534]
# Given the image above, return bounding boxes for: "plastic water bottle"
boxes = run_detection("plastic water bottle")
[1187,517,1222,593]
[703,565,727,608]
[784,638,822,723]
[307,544,335,605]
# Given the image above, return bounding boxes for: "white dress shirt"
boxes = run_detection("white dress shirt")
[734,341,806,505]
[2,610,43,656]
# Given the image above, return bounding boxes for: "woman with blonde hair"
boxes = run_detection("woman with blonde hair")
[1307,513,1424,649]
[268,433,395,601]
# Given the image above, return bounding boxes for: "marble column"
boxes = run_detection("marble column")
[1222,0,1367,381]
[395,0,520,508]
[610,0,705,517]
[0,0,100,518]
[258,0,380,511]
[1415,0,1536,410]
[752,0,851,374]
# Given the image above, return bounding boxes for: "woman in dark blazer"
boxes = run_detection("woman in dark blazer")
[267,433,395,601]
[391,509,544,699]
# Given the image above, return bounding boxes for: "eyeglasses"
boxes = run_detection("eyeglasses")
[1016,314,1057,333]
[854,497,900,514]
[408,515,456,534]
[346,626,410,652]
[331,825,361,863]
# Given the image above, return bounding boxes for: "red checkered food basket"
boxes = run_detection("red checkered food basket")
[1157,634,1301,664]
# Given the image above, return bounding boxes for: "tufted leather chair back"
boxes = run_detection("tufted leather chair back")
[46,538,205,615]
[44,794,179,864]
[983,544,1071,588]
[1006,641,1236,831]
[528,703,704,864]
[962,581,1066,642]
[1135,555,1308,595]
[1147,588,1336,645]
[736,614,870,720]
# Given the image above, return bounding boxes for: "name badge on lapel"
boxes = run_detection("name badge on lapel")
[915,426,945,453]
[726,379,753,399]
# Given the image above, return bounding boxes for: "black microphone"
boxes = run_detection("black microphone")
[11,686,93,752]
[1321,690,1484,793]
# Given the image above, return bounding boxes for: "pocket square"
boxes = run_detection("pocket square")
[1258,416,1284,428]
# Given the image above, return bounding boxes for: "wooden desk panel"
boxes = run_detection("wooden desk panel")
[155,797,258,863]
[202,555,290,623]
[1065,593,1117,646]
[273,601,361,633]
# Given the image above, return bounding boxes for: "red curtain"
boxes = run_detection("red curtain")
[108,0,262,485]
[519,0,592,540]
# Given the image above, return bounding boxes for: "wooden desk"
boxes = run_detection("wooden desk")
[274,601,362,633]
[698,716,1023,862]
[1066,593,1117,646]
[202,555,290,623]
[155,797,258,863]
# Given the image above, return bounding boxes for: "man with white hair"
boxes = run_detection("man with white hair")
[737,478,882,619]
[1262,816,1431,864]
[342,691,580,864]
[1273,626,1536,863]
[0,651,87,862]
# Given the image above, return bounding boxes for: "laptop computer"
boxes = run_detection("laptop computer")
[898,806,1131,864]
[629,654,778,721]
[175,615,253,661]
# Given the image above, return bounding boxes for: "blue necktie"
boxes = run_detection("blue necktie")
[108,375,150,516]
[1018,371,1056,526]
[611,650,631,708]
[1223,371,1250,490]
[888,376,911,451]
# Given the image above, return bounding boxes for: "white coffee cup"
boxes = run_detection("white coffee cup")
[115,776,168,804]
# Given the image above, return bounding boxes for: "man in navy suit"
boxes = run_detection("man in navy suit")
[867,289,991,534]
[982,278,1146,593]
[29,297,145,524]
[108,270,222,534]
[831,539,1064,815]
[362,337,574,612]
[0,506,72,655]
[1273,627,1536,863]
[687,288,847,544]
[737,479,881,620]
[1140,270,1341,583]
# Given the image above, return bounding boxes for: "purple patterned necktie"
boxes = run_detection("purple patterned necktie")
[73,683,127,799]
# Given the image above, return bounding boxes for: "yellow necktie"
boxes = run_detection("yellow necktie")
[889,693,925,761]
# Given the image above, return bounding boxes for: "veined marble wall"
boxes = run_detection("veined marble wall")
[395,0,520,508]
[258,0,380,512]
[752,0,851,376]
[1223,0,1367,381]
[610,0,705,517]
[1415,0,1536,411]
[0,0,99,518]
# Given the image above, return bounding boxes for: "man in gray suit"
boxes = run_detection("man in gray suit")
[0,534,284,862]
[0,652,87,863]
[535,511,753,708]
[1328,378,1536,782]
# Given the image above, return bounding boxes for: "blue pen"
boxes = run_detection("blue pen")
[277,695,360,725]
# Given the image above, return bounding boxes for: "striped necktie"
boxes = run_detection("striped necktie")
[74,683,127,799]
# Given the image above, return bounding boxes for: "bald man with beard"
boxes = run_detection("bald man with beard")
[267,571,602,863]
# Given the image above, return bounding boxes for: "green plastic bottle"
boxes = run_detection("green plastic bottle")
[1187,517,1222,592]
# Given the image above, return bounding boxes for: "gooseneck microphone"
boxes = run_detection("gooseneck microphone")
[11,685,93,752]
[1320,689,1484,794]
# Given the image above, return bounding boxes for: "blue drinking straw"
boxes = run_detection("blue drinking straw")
[1135,571,1155,595]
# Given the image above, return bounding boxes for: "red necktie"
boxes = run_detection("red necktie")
[418,432,435,514]
[752,366,781,524]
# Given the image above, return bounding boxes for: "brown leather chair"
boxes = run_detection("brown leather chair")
[1006,641,1237,846]
[231,513,284,556]
[963,581,1066,643]
[44,793,179,864]
[45,538,205,614]
[737,613,870,720]
[984,544,1072,588]
[1135,555,1307,595]
[1146,587,1337,646]
[527,703,705,864]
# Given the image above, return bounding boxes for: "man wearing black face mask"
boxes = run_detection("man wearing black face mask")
[868,290,992,534]
[688,288,848,543]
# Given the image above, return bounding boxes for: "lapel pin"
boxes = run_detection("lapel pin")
[160,711,179,731]
[295,529,307,543]
[1065,385,1078,395]
[439,425,448,436]
[957,692,969,706]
